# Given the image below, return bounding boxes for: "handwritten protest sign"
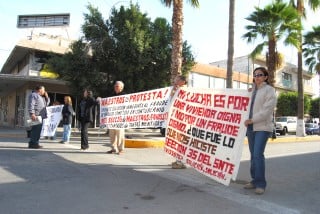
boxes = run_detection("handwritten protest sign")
[164,87,250,186]
[100,87,171,129]
[41,105,63,137]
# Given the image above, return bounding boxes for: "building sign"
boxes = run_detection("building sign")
[17,13,70,28]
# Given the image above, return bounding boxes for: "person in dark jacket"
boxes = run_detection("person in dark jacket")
[60,96,74,144]
[77,89,99,150]
[28,85,50,149]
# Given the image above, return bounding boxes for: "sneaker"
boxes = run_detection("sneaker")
[172,161,186,169]
[244,182,255,189]
[255,188,265,195]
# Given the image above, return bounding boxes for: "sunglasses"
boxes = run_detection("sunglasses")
[254,73,265,78]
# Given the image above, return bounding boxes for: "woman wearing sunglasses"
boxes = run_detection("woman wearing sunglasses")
[243,67,277,195]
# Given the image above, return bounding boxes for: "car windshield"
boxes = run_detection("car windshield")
[305,123,312,128]
[276,118,287,122]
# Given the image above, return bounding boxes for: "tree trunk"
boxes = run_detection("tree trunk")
[170,0,184,84]
[296,0,305,136]
[267,37,276,87]
[226,0,235,88]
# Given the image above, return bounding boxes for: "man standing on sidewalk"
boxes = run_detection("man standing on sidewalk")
[106,81,126,154]
[28,85,50,149]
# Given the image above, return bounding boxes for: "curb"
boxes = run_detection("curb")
[125,139,165,148]
[243,135,320,144]
[126,135,320,148]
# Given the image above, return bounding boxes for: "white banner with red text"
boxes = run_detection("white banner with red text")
[100,87,171,129]
[164,87,250,186]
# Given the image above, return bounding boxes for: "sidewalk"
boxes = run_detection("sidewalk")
[1,127,320,146]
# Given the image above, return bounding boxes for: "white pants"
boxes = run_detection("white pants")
[109,129,125,152]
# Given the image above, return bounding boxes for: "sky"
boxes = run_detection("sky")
[0,0,319,95]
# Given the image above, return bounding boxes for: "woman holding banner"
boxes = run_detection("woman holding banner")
[60,96,74,144]
[244,67,277,195]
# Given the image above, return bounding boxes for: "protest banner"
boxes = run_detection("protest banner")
[164,87,250,186]
[100,87,171,129]
[41,105,63,137]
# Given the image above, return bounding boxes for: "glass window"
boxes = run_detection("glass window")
[281,72,292,88]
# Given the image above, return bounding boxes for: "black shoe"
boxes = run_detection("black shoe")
[81,146,89,150]
[106,150,116,154]
[28,144,43,149]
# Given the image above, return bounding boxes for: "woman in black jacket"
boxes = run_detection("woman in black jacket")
[77,89,99,150]
[60,96,74,144]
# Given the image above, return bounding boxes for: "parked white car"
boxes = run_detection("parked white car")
[275,116,297,135]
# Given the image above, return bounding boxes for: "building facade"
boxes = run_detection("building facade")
[190,56,315,97]
[0,33,72,127]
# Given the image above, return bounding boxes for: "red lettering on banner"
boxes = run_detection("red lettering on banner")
[187,148,198,160]
[173,99,186,110]
[164,147,183,160]
[177,89,187,99]
[206,120,239,137]
[129,90,163,102]
[189,137,217,154]
[213,94,226,108]
[227,96,249,111]
[168,118,186,132]
[216,111,241,124]
[101,97,125,105]
[174,110,196,125]
[167,128,190,145]
[165,138,187,155]
[213,158,235,175]
[186,159,226,180]
[196,118,207,128]
[185,105,217,118]
[185,92,212,105]
[197,152,211,166]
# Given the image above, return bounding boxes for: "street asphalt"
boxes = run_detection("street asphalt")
[0,126,319,214]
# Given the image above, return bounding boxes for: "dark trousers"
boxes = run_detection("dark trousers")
[80,119,91,149]
[29,123,43,146]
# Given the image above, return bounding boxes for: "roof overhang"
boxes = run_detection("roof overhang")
[1,38,71,74]
[0,74,67,97]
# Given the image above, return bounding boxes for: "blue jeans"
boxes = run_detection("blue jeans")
[62,124,71,142]
[246,126,271,189]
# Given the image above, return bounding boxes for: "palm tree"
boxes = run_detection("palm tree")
[289,0,320,136]
[226,0,235,88]
[303,25,320,117]
[160,0,199,84]
[242,1,301,87]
